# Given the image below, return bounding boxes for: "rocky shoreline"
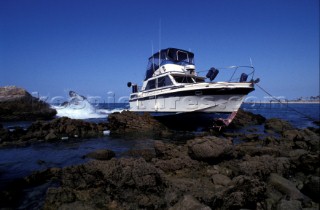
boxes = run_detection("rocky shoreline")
[0,110,319,209]
[0,86,319,209]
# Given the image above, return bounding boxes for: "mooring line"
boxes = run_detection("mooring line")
[256,83,318,122]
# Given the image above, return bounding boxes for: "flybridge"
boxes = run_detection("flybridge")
[145,48,195,81]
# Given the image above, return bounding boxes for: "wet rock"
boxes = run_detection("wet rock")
[211,174,231,186]
[265,118,294,133]
[268,173,305,201]
[282,128,319,151]
[298,153,319,173]
[125,149,156,162]
[229,108,266,128]
[217,175,266,209]
[282,129,305,141]
[187,136,232,163]
[165,176,217,207]
[235,141,282,158]
[0,86,56,121]
[237,155,291,178]
[0,117,109,147]
[302,176,320,202]
[168,195,211,210]
[44,131,58,141]
[107,111,171,138]
[154,140,183,159]
[288,149,308,162]
[44,158,167,210]
[153,140,201,173]
[153,155,199,173]
[240,133,260,141]
[24,168,62,186]
[276,199,302,210]
[84,149,115,160]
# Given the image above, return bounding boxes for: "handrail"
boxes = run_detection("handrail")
[197,65,255,82]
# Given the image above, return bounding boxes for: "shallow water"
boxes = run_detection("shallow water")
[0,136,154,191]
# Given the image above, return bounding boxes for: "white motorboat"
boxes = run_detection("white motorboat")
[128,48,258,128]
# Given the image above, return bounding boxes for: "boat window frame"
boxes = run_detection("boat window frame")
[172,75,196,84]
[144,75,175,91]
[145,79,156,90]
[157,75,173,88]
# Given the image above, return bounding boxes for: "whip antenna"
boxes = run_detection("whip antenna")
[158,18,161,66]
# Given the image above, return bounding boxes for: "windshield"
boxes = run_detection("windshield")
[173,76,195,84]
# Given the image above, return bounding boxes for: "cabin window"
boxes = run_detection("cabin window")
[158,76,173,87]
[173,76,195,84]
[145,79,156,90]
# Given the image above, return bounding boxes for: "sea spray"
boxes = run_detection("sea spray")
[51,91,124,119]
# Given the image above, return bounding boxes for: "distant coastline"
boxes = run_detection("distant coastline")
[244,100,320,104]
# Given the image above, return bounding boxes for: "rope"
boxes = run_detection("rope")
[256,83,318,122]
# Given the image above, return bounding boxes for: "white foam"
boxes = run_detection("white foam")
[51,91,125,119]
[52,101,125,119]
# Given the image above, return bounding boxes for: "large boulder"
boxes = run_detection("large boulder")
[154,140,183,159]
[0,86,56,121]
[229,109,266,128]
[268,173,305,201]
[168,195,211,210]
[265,118,294,133]
[283,128,320,152]
[153,140,200,173]
[84,149,115,160]
[107,111,171,138]
[187,136,233,163]
[276,199,302,210]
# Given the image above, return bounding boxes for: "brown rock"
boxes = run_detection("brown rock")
[85,149,115,160]
[169,195,211,210]
[268,173,305,201]
[0,86,56,121]
[107,111,171,138]
[217,175,266,209]
[276,199,302,210]
[237,155,291,178]
[229,109,266,128]
[211,174,231,186]
[265,118,294,133]
[187,136,232,163]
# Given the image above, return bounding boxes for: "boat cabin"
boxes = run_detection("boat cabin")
[145,48,195,81]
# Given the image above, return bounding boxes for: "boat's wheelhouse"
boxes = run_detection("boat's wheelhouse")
[145,48,195,81]
[142,72,206,91]
[144,75,173,91]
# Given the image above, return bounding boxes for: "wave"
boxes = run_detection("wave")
[51,91,124,119]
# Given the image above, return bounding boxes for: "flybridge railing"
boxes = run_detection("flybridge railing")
[197,65,257,83]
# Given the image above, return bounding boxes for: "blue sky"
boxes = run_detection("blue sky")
[0,0,319,102]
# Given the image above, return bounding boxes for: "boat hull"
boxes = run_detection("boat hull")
[129,86,253,113]
[129,83,254,128]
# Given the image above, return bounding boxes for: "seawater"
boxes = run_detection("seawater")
[242,103,320,128]
[0,103,319,192]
